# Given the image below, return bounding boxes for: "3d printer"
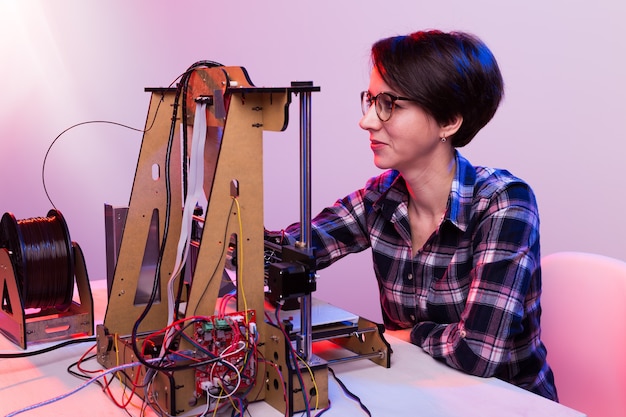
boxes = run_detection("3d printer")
[96,62,391,416]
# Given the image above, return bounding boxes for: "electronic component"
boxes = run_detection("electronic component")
[193,310,257,399]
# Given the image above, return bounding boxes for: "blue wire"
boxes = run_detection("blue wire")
[275,303,312,417]
[328,367,371,417]
[4,357,163,417]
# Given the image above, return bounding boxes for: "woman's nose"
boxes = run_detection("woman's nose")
[358,104,380,131]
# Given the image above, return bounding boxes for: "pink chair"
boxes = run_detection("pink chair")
[540,251,626,417]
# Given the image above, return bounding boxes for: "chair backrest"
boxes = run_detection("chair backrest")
[540,251,626,417]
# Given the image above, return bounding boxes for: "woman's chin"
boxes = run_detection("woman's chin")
[373,157,392,170]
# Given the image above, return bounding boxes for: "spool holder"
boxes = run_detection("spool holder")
[0,243,94,349]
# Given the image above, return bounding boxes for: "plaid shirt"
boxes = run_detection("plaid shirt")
[280,151,557,401]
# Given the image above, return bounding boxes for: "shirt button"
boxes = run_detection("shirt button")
[407,273,413,280]
[410,314,416,322]
[459,329,467,338]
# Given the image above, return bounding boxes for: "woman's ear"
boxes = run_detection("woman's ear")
[440,115,463,138]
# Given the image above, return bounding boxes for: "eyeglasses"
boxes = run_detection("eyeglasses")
[360,91,415,122]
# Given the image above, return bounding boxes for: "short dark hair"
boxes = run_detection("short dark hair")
[371,30,504,147]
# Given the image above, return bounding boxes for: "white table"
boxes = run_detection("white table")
[0,280,585,417]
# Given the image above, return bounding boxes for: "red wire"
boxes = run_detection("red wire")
[260,358,289,417]
[101,361,142,409]
[75,341,141,410]
[76,343,100,375]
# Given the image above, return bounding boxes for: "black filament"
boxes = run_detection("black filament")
[0,210,74,311]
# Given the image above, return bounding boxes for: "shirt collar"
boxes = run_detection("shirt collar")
[372,150,476,232]
[448,150,476,233]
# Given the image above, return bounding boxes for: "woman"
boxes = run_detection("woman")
[268,30,558,401]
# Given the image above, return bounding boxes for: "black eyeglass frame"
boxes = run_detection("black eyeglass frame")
[360,91,415,122]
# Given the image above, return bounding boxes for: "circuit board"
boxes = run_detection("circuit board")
[193,310,257,399]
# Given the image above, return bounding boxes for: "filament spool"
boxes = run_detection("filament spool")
[0,209,75,311]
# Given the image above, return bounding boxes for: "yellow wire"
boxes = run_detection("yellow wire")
[225,386,240,413]
[113,334,143,411]
[114,333,120,368]
[211,393,221,417]
[208,384,240,416]
[231,196,249,315]
[296,353,320,411]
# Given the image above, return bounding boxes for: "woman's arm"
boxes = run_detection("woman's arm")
[268,189,373,270]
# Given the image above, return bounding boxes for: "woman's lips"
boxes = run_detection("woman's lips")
[370,139,387,151]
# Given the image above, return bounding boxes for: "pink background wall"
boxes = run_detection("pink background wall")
[1,0,624,322]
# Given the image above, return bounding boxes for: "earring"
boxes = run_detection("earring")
[441,135,447,143]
